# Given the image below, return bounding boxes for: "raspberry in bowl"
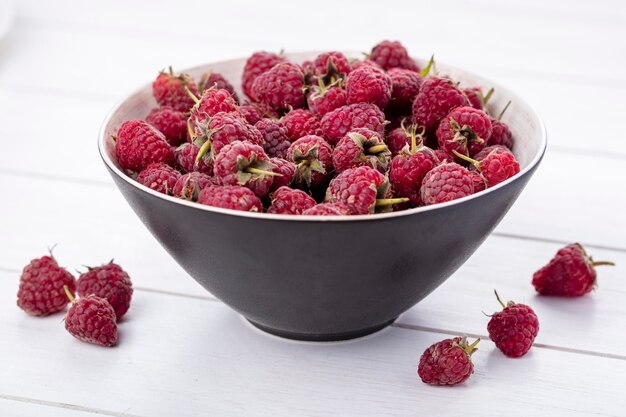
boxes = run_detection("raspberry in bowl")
[99,47,546,341]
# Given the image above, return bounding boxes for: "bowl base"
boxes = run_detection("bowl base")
[247,318,397,342]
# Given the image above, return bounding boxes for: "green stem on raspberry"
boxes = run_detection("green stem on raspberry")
[482,87,495,107]
[497,101,512,121]
[375,198,409,207]
[185,86,200,104]
[494,289,506,310]
[465,338,481,356]
[420,55,435,78]
[452,150,481,170]
[245,167,282,177]
[187,119,195,140]
[592,261,615,267]
[64,285,76,304]
[367,144,388,154]
[195,140,212,166]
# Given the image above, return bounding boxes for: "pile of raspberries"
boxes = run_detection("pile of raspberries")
[114,40,520,215]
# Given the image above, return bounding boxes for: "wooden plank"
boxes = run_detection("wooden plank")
[0,397,126,417]
[1,270,625,417]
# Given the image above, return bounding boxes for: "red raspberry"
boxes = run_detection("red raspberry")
[136,162,181,195]
[412,77,470,131]
[252,62,305,112]
[350,59,383,72]
[418,336,479,385]
[487,291,539,358]
[473,144,511,161]
[469,170,487,193]
[115,120,174,172]
[437,106,492,158]
[269,157,296,192]
[64,288,118,347]
[489,118,514,149]
[433,149,453,164]
[311,51,351,79]
[369,40,420,72]
[302,202,351,216]
[320,103,386,145]
[77,262,133,320]
[267,186,316,214]
[197,185,263,212]
[282,108,322,140]
[286,135,333,188]
[332,128,390,174]
[421,162,474,205]
[191,112,264,161]
[532,243,615,297]
[17,253,75,316]
[307,83,347,117]
[241,51,285,100]
[346,66,392,109]
[190,88,238,123]
[238,102,278,125]
[213,141,276,197]
[386,125,412,157]
[455,148,520,187]
[256,118,291,158]
[145,107,187,146]
[386,68,423,115]
[173,172,216,201]
[152,67,199,112]
[174,143,213,175]
[198,71,239,103]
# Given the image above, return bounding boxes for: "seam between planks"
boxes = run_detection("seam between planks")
[0,394,145,417]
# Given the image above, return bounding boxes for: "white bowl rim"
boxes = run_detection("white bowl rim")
[98,54,547,223]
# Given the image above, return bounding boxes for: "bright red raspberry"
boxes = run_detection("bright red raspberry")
[311,51,351,79]
[115,120,174,172]
[418,337,479,385]
[198,71,239,103]
[487,291,539,358]
[256,118,291,158]
[152,67,199,112]
[190,88,238,123]
[17,254,75,316]
[390,133,438,206]
[77,262,133,321]
[369,40,420,72]
[473,144,511,162]
[252,62,305,112]
[191,112,264,161]
[269,157,296,192]
[197,185,263,212]
[386,68,423,115]
[145,107,187,146]
[412,77,470,131]
[267,186,316,214]
[302,202,351,216]
[489,117,514,149]
[421,162,474,205]
[332,128,390,173]
[286,135,333,188]
[282,108,322,140]
[307,82,347,117]
[532,243,615,297]
[213,141,275,197]
[64,288,118,347]
[241,51,285,100]
[238,102,278,125]
[174,143,213,175]
[469,170,487,193]
[437,106,492,158]
[136,162,181,195]
[456,148,520,187]
[320,103,386,145]
[346,67,392,109]
[173,172,216,201]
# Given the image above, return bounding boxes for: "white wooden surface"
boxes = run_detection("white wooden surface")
[1,1,625,416]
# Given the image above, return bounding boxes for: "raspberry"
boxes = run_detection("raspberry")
[286,135,333,188]
[307,83,347,116]
[455,148,520,187]
[115,120,174,172]
[64,288,118,347]
[256,118,291,158]
[191,112,264,161]
[463,86,492,110]
[136,162,181,195]
[386,125,412,157]
[213,140,276,197]
[252,62,305,112]
[311,51,351,80]
[267,186,316,214]
[238,102,278,125]
[417,336,479,385]
[189,88,238,122]
[386,68,423,115]
[145,107,187,146]
[433,149,453,164]
[198,71,239,103]
[369,40,420,72]
[489,118,514,149]
[197,185,263,212]
[77,261,133,320]
[152,67,199,112]
[282,108,322,140]
[532,243,615,297]
[174,143,213,175]
[173,172,216,201]
[269,157,296,192]
[332,128,390,173]
[346,67,392,109]
[302,202,350,215]
[469,170,487,193]
[473,144,511,162]
[487,291,540,358]
[17,253,75,316]
[436,106,492,158]
[350,59,382,72]
[241,51,285,100]
[421,162,474,205]
[320,103,386,145]
[412,77,470,131]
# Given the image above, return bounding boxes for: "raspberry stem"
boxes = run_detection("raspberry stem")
[452,150,481,170]
[465,338,481,356]
[195,140,212,165]
[497,101,512,121]
[375,198,409,207]
[591,261,615,267]
[367,144,388,154]
[64,285,75,304]
[494,289,506,309]
[245,167,282,177]
[184,86,200,104]
[420,55,435,78]
[482,87,495,107]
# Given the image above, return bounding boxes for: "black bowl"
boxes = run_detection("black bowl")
[99,53,547,341]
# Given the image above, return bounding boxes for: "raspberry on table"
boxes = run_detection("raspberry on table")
[282,108,322,140]
[115,120,175,173]
[146,107,188,146]
[369,40,420,72]
[269,157,296,192]
[77,261,133,321]
[198,71,240,103]
[436,106,492,158]
[418,336,479,385]
[252,62,305,112]
[332,128,391,174]
[302,202,351,215]
[136,162,181,195]
[320,102,386,145]
[286,135,333,188]
[346,66,392,109]
[412,77,470,131]
[197,185,263,212]
[241,51,286,100]
[173,172,216,201]
[152,66,199,112]
[267,186,317,214]
[487,290,539,358]
[256,118,291,159]
[64,286,118,347]
[420,162,474,205]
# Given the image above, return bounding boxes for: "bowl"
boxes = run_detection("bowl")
[98,52,546,341]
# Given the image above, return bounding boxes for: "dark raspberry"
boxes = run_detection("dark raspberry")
[463,86,492,110]
[115,120,174,172]
[386,68,423,115]
[197,185,263,212]
[238,102,278,125]
[320,103,386,145]
[172,172,216,201]
[302,202,351,216]
[437,106,492,158]
[487,291,540,358]
[17,253,75,316]
[455,148,520,187]
[64,288,118,347]
[385,125,412,157]
[256,118,291,158]
[213,140,276,197]
[469,170,487,193]
[152,67,199,112]
[489,118,514,149]
[145,107,187,146]
[307,83,347,116]
[421,162,474,205]
[282,108,322,140]
[286,135,333,188]
[346,67,392,109]
[174,143,213,175]
[252,62,305,112]
[267,186,316,214]
[242,51,286,100]
[136,162,181,195]
[332,128,390,173]
[77,261,133,321]
[370,40,419,72]
[418,336,479,386]
[198,71,239,103]
[269,157,296,192]
[412,77,470,131]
